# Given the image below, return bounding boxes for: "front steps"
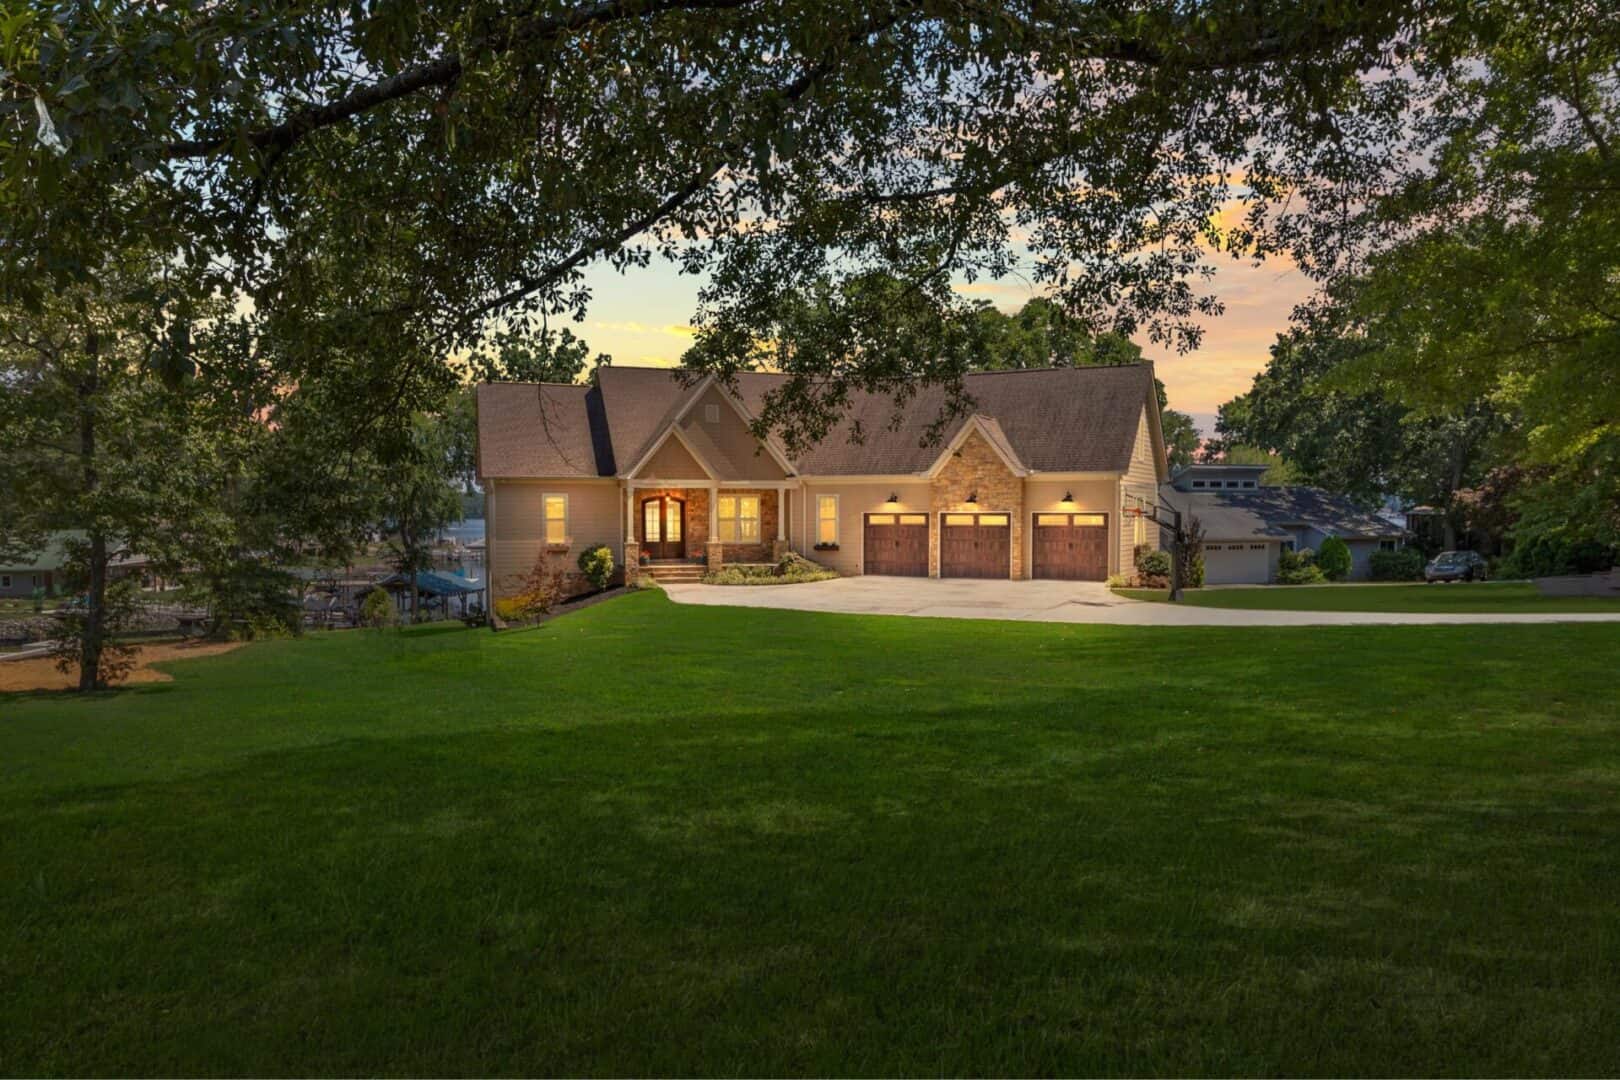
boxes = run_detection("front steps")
[643,560,778,584]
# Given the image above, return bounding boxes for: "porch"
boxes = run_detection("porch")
[622,482,793,583]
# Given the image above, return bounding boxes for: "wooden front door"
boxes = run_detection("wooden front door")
[1031,512,1109,580]
[863,513,930,576]
[940,512,1011,578]
[641,496,686,559]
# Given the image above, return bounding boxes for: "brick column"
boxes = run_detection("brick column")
[705,540,725,569]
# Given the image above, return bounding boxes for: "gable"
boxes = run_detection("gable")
[676,385,789,481]
[632,431,711,479]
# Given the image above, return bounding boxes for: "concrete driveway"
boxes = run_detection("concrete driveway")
[661,576,1620,626]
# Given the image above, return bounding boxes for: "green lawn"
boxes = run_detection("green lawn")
[4,592,1620,1075]
[1116,580,1620,613]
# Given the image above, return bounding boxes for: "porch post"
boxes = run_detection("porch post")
[706,482,723,570]
[623,483,640,586]
[777,486,786,541]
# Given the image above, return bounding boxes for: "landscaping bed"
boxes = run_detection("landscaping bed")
[701,552,838,586]
[1114,580,1620,612]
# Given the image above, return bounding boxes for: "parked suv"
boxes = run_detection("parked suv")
[1425,550,1489,583]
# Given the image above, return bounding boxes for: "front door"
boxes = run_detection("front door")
[642,496,686,559]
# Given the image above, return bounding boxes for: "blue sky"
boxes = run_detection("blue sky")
[575,246,1315,439]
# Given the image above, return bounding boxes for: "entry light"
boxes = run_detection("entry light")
[1061,491,1074,505]
[885,492,900,506]
[966,491,978,506]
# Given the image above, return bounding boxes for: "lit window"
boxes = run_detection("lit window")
[944,513,977,526]
[817,495,839,544]
[542,493,568,544]
[898,514,926,525]
[978,514,1009,527]
[718,494,760,542]
[867,513,896,525]
[1036,513,1070,526]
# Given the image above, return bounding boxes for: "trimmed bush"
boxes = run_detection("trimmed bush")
[577,544,615,591]
[1316,536,1352,581]
[1369,547,1424,581]
[1498,535,1618,579]
[1278,563,1327,585]
[360,588,397,628]
[1135,548,1171,580]
[1187,552,1205,589]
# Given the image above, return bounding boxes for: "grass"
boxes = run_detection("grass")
[3,592,1619,1075]
[1115,580,1620,613]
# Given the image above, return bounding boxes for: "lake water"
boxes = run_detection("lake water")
[439,518,486,543]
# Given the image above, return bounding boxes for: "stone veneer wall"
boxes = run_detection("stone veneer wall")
[928,430,1025,578]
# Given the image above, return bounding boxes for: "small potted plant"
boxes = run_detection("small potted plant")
[639,550,650,567]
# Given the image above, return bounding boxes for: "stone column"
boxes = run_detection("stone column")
[623,540,640,586]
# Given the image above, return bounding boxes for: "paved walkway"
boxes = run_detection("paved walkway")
[662,576,1620,626]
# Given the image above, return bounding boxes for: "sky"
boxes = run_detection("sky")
[573,244,1316,440]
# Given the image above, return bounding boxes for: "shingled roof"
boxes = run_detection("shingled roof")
[477,364,1161,480]
[1160,484,1406,542]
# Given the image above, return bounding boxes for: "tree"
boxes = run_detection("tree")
[1160,410,1200,472]
[4,0,1460,440]
[0,259,226,689]
[380,414,466,624]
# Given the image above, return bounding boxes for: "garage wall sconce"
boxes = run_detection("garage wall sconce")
[885,492,900,506]
[1061,491,1074,505]
[966,491,978,505]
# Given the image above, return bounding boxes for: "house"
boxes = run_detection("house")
[476,364,1169,596]
[0,534,68,599]
[1160,464,1407,584]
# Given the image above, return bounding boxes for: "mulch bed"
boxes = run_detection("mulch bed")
[491,585,629,632]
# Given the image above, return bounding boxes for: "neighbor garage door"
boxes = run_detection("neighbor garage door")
[940,512,1011,578]
[863,513,929,576]
[1031,512,1109,580]
[1203,542,1271,585]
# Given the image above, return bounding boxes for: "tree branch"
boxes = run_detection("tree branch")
[164,0,759,159]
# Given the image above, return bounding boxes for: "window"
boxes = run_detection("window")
[1036,513,1070,526]
[542,493,568,544]
[867,513,896,525]
[0,575,9,589]
[718,494,760,541]
[1379,539,1398,552]
[1242,480,1256,488]
[1282,541,1295,552]
[978,514,1009,527]
[816,495,839,544]
[1226,480,1241,488]
[1250,544,1266,551]
[944,513,977,526]
[704,403,720,424]
[1192,480,1207,489]
[898,514,927,525]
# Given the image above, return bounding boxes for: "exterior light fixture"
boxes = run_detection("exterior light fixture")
[966,491,978,505]
[885,492,900,505]
[1061,491,1074,504]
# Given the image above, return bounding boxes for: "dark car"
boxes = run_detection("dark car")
[1425,550,1489,583]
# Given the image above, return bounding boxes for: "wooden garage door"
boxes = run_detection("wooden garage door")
[1031,512,1109,580]
[863,513,929,576]
[940,512,1011,578]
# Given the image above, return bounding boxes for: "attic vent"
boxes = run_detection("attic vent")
[704,404,720,424]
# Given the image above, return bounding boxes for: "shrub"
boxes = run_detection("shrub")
[1369,547,1425,581]
[360,588,397,628]
[577,544,615,591]
[1186,552,1205,589]
[703,553,838,586]
[1278,563,1327,585]
[1498,534,1618,579]
[1105,573,1129,588]
[1316,536,1352,581]
[1135,548,1171,580]
[496,552,569,623]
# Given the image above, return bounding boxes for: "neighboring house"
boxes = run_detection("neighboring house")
[0,534,69,599]
[0,533,167,599]
[1160,464,1406,584]
[477,364,1169,597]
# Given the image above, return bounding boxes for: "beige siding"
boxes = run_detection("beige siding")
[679,386,788,480]
[489,480,624,598]
[635,435,708,480]
[1117,404,1163,570]
[797,481,932,575]
[1022,478,1119,576]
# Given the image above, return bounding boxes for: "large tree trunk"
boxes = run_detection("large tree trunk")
[78,332,105,691]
